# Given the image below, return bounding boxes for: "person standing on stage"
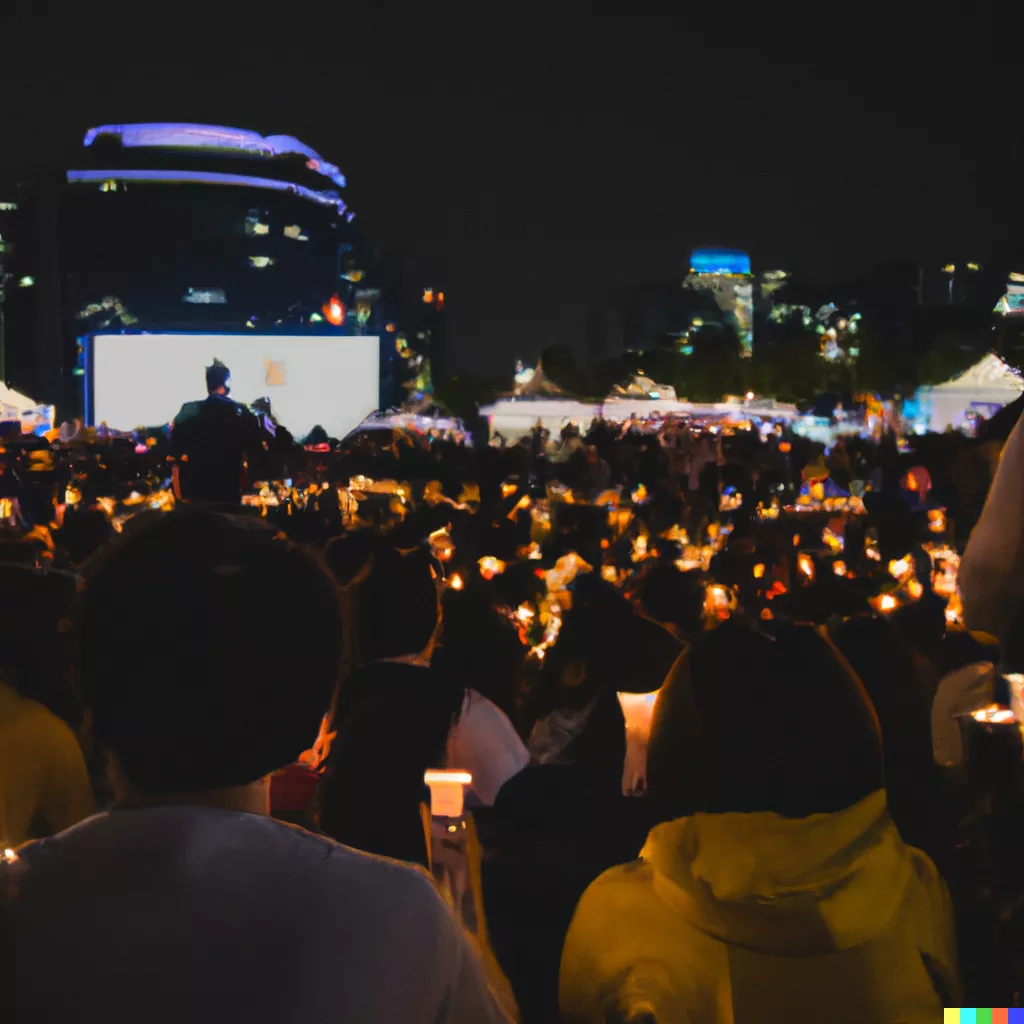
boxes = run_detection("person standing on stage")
[170,360,267,506]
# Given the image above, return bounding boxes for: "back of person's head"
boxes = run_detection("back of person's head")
[647,619,882,817]
[80,509,342,794]
[433,595,525,717]
[636,565,705,638]
[205,359,230,394]
[356,541,438,663]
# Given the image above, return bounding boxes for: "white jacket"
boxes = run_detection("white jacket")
[960,410,1024,639]
[560,791,959,1023]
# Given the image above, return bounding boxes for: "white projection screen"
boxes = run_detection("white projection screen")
[90,333,380,440]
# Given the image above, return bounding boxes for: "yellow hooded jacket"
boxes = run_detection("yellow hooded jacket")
[560,791,959,1023]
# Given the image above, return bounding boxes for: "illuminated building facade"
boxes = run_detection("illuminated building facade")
[683,248,754,357]
[3,123,410,414]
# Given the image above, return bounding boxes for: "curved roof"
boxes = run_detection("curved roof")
[690,248,751,275]
[83,123,346,190]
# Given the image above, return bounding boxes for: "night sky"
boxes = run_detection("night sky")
[0,12,1016,375]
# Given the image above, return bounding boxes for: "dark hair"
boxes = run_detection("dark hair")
[648,620,883,817]
[79,509,342,792]
[205,360,230,394]
[433,595,525,718]
[355,542,438,663]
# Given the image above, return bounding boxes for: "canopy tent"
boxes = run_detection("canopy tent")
[0,383,55,435]
[915,353,1024,434]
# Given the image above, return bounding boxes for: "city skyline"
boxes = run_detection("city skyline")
[0,12,1015,375]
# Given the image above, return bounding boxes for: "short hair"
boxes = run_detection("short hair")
[205,360,230,394]
[648,619,882,817]
[79,509,342,792]
[355,543,439,663]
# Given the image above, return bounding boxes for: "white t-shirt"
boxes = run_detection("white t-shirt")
[2,805,512,1024]
[447,690,529,807]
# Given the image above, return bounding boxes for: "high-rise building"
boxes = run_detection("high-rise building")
[2,123,412,415]
[683,248,754,357]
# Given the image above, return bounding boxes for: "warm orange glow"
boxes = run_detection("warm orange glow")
[792,534,800,547]
[760,607,774,620]
[797,553,815,579]
[972,704,1016,725]
[778,441,792,453]
[385,322,396,333]
[501,482,518,499]
[877,594,897,613]
[478,556,506,580]
[907,578,924,600]
[436,291,445,310]
[322,295,346,326]
[928,509,947,534]
[422,288,434,304]
[833,560,848,577]
[888,556,911,580]
[753,563,766,579]
[449,573,464,590]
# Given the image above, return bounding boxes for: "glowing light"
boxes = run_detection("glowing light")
[972,705,1016,725]
[436,291,445,310]
[515,603,535,625]
[833,560,848,576]
[82,123,347,188]
[753,563,766,579]
[322,295,346,326]
[745,392,754,401]
[423,288,434,304]
[928,509,947,534]
[797,553,815,579]
[907,578,924,600]
[631,484,648,504]
[601,565,618,583]
[448,573,464,591]
[478,556,506,580]
[67,169,348,213]
[18,276,34,288]
[878,594,897,613]
[385,322,396,333]
[248,256,274,269]
[942,263,956,274]
[3,848,16,864]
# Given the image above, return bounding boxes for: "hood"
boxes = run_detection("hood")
[641,790,914,956]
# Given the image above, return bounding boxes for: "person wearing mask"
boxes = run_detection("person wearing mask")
[170,360,267,506]
[1,511,511,1024]
[560,620,960,1023]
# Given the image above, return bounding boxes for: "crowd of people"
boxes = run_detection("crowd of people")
[4,366,1024,1020]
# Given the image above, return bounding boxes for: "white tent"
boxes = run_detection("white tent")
[916,353,1024,433]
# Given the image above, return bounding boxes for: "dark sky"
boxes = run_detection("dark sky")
[0,11,1016,374]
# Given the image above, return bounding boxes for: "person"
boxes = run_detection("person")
[960,405,1024,641]
[1,510,512,1024]
[0,566,93,847]
[433,598,530,807]
[560,620,960,1023]
[170,360,267,505]
[318,538,461,867]
[830,614,953,876]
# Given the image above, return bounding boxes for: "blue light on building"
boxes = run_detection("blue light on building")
[689,248,751,276]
